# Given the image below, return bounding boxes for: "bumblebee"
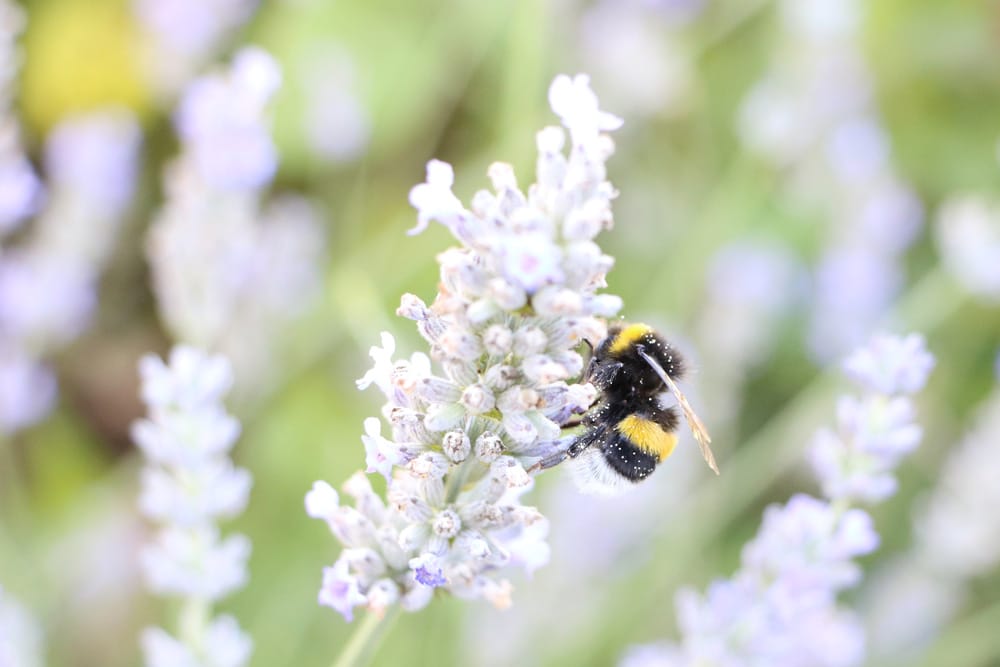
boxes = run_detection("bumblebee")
[534,323,717,494]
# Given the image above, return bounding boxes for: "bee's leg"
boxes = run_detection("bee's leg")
[528,449,569,473]
[560,418,584,429]
[527,432,594,472]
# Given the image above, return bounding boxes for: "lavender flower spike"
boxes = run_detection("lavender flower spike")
[309,73,623,622]
[133,346,253,667]
[147,47,324,395]
[622,333,934,667]
[811,332,934,503]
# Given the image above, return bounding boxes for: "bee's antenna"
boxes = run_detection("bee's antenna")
[636,345,719,475]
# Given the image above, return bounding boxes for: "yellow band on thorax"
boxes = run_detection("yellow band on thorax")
[608,323,652,355]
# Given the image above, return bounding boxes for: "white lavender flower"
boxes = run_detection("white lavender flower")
[622,333,934,667]
[133,346,253,667]
[0,586,43,667]
[309,73,624,620]
[147,48,324,397]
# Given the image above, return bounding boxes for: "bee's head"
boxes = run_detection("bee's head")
[584,354,623,389]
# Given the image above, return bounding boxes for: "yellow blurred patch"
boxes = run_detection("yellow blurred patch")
[617,414,677,462]
[608,323,652,355]
[20,0,150,133]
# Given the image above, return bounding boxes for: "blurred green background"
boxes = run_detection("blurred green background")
[3,0,1000,665]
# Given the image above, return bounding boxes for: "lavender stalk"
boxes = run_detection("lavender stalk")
[133,346,253,667]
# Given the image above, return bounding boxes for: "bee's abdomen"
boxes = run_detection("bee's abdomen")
[599,431,660,482]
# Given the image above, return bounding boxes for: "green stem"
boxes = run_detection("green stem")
[179,597,211,655]
[445,456,477,505]
[696,0,771,60]
[0,435,31,557]
[332,606,401,667]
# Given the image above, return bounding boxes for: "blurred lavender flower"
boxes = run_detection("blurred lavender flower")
[935,196,1000,301]
[300,46,371,164]
[134,0,259,96]
[0,108,141,434]
[133,346,253,667]
[695,240,805,426]
[309,73,623,621]
[0,348,56,433]
[0,587,43,667]
[738,0,923,362]
[577,0,699,118]
[622,333,934,667]
[865,387,1000,659]
[0,1,41,236]
[174,48,280,191]
[811,333,933,503]
[147,48,324,396]
[33,110,143,267]
[808,247,902,365]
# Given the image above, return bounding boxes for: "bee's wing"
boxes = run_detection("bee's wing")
[637,346,719,475]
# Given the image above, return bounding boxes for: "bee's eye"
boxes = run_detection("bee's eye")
[589,360,623,387]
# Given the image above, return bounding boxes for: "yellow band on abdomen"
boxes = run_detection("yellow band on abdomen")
[616,414,678,462]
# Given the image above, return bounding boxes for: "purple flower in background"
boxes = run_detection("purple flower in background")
[0,151,41,235]
[843,333,935,396]
[43,110,141,216]
[0,348,56,435]
[810,334,933,504]
[0,102,140,435]
[737,0,922,363]
[0,251,95,350]
[808,247,901,362]
[622,333,934,667]
[174,47,280,191]
[148,48,324,396]
[33,110,142,268]
[699,239,804,364]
